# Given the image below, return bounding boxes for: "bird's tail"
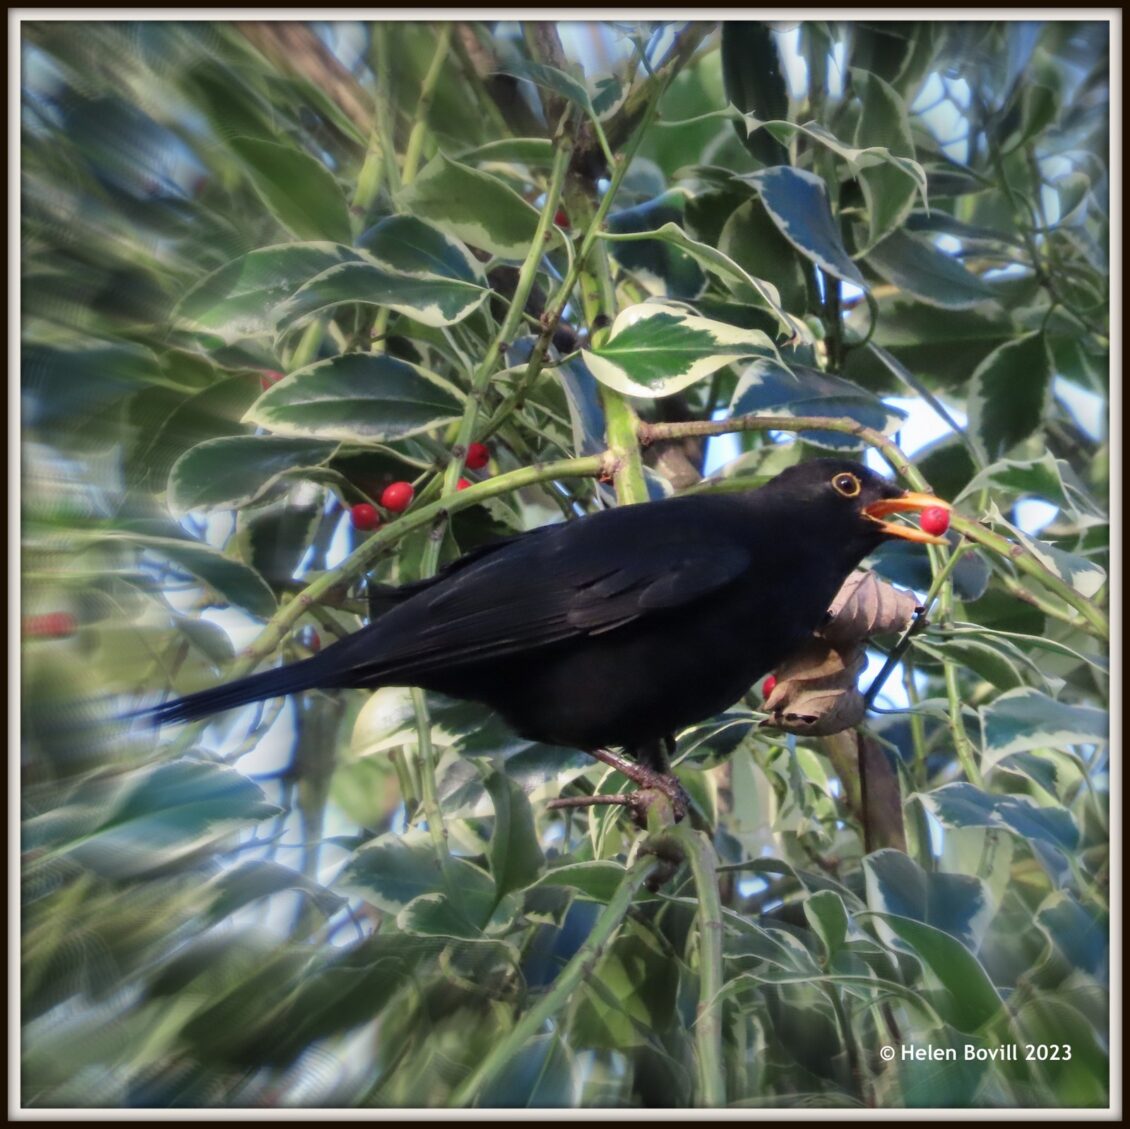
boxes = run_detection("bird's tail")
[135,654,341,728]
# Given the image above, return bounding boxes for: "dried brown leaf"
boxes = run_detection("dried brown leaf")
[820,571,921,649]
[762,641,867,737]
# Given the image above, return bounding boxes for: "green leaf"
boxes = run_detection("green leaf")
[207,860,347,923]
[229,137,350,244]
[83,529,276,618]
[730,358,906,448]
[956,454,1105,521]
[397,892,484,940]
[851,69,920,251]
[804,890,849,961]
[916,782,1080,881]
[967,332,1052,460]
[917,637,1026,691]
[496,58,596,120]
[245,352,464,443]
[233,494,325,585]
[605,192,707,301]
[718,197,808,315]
[398,860,497,938]
[337,831,445,913]
[743,166,868,288]
[592,74,625,121]
[988,506,1107,598]
[477,1033,579,1108]
[981,687,1107,760]
[358,214,485,283]
[273,259,488,334]
[736,117,927,203]
[865,229,995,309]
[175,243,362,343]
[485,771,545,900]
[568,922,677,1050]
[864,849,992,952]
[533,860,628,903]
[395,152,554,259]
[870,912,1004,1033]
[23,759,281,879]
[456,137,555,166]
[598,221,809,340]
[582,301,778,398]
[168,436,337,514]
[1013,996,1110,1108]
[129,371,262,493]
[721,23,790,167]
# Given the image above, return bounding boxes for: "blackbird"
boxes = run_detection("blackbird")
[141,459,947,809]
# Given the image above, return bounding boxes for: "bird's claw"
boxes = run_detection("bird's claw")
[548,746,689,832]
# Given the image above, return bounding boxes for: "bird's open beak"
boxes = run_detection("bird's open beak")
[863,492,951,544]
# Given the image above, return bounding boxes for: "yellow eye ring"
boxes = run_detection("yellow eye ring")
[831,472,861,498]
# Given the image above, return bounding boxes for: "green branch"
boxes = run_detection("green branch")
[372,27,401,195]
[401,23,453,187]
[578,215,649,505]
[638,413,932,490]
[447,854,661,1107]
[478,71,673,442]
[443,133,573,493]
[665,823,727,1106]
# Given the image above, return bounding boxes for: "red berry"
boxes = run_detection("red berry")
[350,503,381,531]
[456,478,472,491]
[298,626,320,653]
[763,675,777,697]
[23,613,77,639]
[260,369,285,391]
[465,442,490,471]
[920,506,951,537]
[380,481,414,513]
[554,208,570,228]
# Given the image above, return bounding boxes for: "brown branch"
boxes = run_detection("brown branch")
[235,22,373,136]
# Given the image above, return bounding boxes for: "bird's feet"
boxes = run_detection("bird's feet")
[547,746,690,829]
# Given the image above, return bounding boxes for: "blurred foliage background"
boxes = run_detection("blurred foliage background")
[20,19,1110,1110]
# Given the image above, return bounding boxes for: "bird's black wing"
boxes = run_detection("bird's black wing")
[333,519,752,680]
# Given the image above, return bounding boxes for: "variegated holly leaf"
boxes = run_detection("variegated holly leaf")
[742,166,868,289]
[582,301,778,399]
[245,353,464,443]
[865,229,995,309]
[358,214,486,284]
[174,243,362,343]
[599,220,810,341]
[273,258,488,334]
[395,152,559,260]
[737,115,928,202]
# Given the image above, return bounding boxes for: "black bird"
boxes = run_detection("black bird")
[141,459,947,810]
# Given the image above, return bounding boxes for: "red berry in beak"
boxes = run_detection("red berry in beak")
[919,506,951,537]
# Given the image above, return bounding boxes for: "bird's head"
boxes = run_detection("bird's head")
[757,458,951,559]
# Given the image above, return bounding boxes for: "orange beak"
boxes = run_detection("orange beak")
[863,492,952,545]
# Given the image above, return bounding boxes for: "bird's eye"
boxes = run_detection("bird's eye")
[831,472,861,498]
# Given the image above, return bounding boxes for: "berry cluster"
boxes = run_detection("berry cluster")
[350,442,491,532]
